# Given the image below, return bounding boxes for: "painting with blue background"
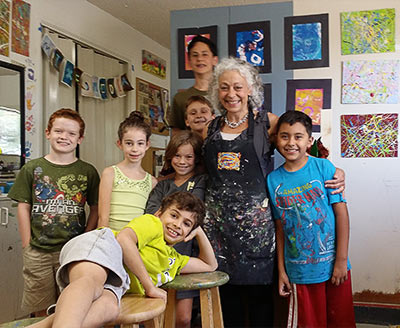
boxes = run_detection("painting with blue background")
[292,23,322,61]
[236,29,264,66]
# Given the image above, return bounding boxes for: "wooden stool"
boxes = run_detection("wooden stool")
[163,271,229,328]
[106,294,166,328]
[0,317,44,328]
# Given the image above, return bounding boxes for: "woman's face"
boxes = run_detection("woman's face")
[218,70,251,115]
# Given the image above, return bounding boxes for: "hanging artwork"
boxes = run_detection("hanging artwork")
[228,21,271,73]
[142,50,166,79]
[52,49,64,71]
[284,14,329,70]
[92,76,100,99]
[0,0,10,56]
[286,79,332,133]
[11,0,30,56]
[80,73,94,97]
[60,60,74,87]
[136,78,169,135]
[341,8,395,55]
[177,25,217,79]
[341,113,398,158]
[342,60,399,104]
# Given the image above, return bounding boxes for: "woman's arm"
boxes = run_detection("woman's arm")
[267,112,279,145]
[97,167,114,228]
[325,168,345,195]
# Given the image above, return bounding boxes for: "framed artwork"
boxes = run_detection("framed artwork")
[136,78,169,136]
[177,25,217,79]
[286,79,332,132]
[0,0,10,56]
[284,14,329,70]
[228,21,271,73]
[142,50,166,79]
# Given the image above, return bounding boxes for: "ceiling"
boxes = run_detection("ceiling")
[87,0,286,49]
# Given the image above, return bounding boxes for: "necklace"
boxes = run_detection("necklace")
[224,113,249,129]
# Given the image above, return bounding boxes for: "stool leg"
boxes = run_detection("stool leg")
[211,287,224,328]
[200,288,214,327]
[142,315,162,328]
[164,289,176,328]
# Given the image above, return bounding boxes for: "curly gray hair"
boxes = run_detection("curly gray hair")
[208,57,264,114]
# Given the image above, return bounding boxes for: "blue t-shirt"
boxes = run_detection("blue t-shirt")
[267,156,350,284]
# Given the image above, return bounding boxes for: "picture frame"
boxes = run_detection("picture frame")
[263,83,272,112]
[136,78,169,136]
[177,25,218,79]
[284,14,329,70]
[286,79,332,133]
[228,21,271,74]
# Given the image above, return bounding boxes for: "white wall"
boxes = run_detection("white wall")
[0,0,170,160]
[293,0,400,298]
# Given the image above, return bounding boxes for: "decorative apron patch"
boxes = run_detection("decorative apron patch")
[217,152,241,171]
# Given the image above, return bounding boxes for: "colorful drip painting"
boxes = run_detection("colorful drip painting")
[0,0,10,56]
[295,89,323,126]
[341,114,398,158]
[11,0,30,57]
[142,50,166,79]
[341,8,395,55]
[292,23,322,61]
[342,60,399,104]
[235,29,265,67]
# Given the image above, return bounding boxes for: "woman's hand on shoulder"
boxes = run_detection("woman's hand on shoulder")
[267,112,279,143]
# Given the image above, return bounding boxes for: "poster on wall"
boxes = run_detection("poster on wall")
[228,21,271,73]
[177,25,217,79]
[286,79,332,133]
[284,14,329,70]
[342,60,399,104]
[11,0,30,57]
[136,78,169,135]
[341,113,398,158]
[142,50,166,79]
[0,0,10,56]
[341,8,395,55]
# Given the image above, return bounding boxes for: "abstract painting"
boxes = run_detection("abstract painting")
[341,8,395,55]
[0,0,10,56]
[295,89,323,126]
[11,0,30,56]
[292,23,321,61]
[342,60,399,104]
[142,50,166,79]
[341,114,398,158]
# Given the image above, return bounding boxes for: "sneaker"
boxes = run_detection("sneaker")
[46,304,56,315]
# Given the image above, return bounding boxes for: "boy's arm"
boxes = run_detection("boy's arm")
[17,202,31,248]
[84,205,98,232]
[97,167,114,228]
[180,227,218,274]
[331,202,350,286]
[276,220,291,297]
[116,228,167,301]
[325,167,345,195]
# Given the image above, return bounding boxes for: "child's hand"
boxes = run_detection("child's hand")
[278,272,292,297]
[331,259,348,286]
[184,226,201,242]
[146,285,167,303]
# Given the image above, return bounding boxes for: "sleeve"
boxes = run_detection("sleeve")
[319,159,346,205]
[169,94,180,128]
[86,164,100,206]
[125,215,163,250]
[169,246,190,274]
[145,181,168,214]
[191,175,206,201]
[7,164,33,204]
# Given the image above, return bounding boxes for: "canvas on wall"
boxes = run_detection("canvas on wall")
[142,50,166,79]
[11,0,30,57]
[341,8,395,55]
[342,60,400,104]
[341,114,398,158]
[0,0,10,56]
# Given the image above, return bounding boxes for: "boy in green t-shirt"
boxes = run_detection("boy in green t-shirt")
[8,108,100,317]
[30,191,217,328]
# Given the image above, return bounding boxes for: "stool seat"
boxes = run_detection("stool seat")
[163,271,229,290]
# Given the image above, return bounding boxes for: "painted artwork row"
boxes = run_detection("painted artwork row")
[41,34,133,99]
[0,0,30,57]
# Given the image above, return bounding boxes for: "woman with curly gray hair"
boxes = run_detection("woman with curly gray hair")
[202,57,278,327]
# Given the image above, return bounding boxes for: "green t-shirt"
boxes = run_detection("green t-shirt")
[170,87,208,130]
[119,214,190,294]
[8,157,100,251]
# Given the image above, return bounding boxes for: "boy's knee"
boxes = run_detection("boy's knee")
[176,315,192,327]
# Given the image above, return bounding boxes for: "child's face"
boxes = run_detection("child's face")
[171,143,196,178]
[277,122,313,168]
[156,205,196,245]
[185,101,214,134]
[188,42,218,75]
[45,117,83,155]
[117,127,149,164]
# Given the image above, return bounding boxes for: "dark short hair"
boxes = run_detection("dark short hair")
[160,191,205,228]
[47,108,85,137]
[117,111,151,141]
[277,111,313,137]
[184,95,214,119]
[188,35,218,57]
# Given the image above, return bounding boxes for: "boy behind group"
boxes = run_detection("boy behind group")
[267,111,355,327]
[8,108,100,316]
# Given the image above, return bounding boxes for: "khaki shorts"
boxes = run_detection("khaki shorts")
[22,245,61,313]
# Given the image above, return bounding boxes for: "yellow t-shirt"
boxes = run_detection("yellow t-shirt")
[119,214,190,294]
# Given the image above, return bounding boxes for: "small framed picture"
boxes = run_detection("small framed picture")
[286,79,332,132]
[177,25,218,79]
[284,14,329,70]
[228,21,271,73]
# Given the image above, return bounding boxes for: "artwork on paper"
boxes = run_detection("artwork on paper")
[295,89,323,126]
[80,72,94,98]
[121,73,134,91]
[341,8,395,55]
[41,33,56,58]
[342,60,399,104]
[228,21,271,73]
[107,78,117,98]
[0,0,10,56]
[52,49,64,71]
[341,114,398,158]
[60,60,74,87]
[11,0,31,56]
[115,76,125,97]
[142,49,166,79]
[92,76,100,99]
[284,14,329,70]
[99,78,108,100]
